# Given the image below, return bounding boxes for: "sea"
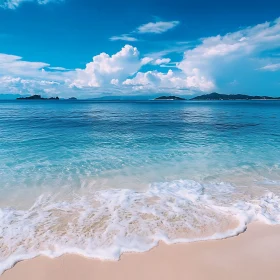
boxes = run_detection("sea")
[0,99,280,273]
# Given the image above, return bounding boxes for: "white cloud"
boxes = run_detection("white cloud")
[110,78,119,85]
[1,18,280,97]
[109,34,138,42]
[0,0,62,9]
[259,63,280,71]
[141,57,153,65]
[0,75,61,95]
[0,53,75,96]
[71,45,151,88]
[121,18,280,93]
[0,53,74,84]
[47,66,70,71]
[123,69,214,92]
[109,20,180,42]
[137,21,180,34]
[0,53,49,76]
[153,58,171,65]
[177,17,280,90]
[70,45,214,93]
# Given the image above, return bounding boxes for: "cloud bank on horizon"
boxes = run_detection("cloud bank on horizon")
[0,5,280,97]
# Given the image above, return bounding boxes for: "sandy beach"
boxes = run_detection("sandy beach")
[1,223,280,280]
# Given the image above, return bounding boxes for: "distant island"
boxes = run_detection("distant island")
[154,96,186,101]
[17,95,59,100]
[14,93,280,102]
[191,92,280,101]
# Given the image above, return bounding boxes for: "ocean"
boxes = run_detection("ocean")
[0,100,280,273]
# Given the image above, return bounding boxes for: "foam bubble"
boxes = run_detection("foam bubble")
[1,179,280,275]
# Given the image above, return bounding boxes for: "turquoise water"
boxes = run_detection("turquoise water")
[0,100,280,272]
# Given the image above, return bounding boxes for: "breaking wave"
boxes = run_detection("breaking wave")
[1,179,280,274]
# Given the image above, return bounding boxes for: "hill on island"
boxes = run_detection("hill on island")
[16,95,78,100]
[17,95,60,100]
[191,92,280,101]
[154,96,186,100]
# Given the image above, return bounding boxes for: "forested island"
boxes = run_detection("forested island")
[154,96,186,100]
[15,93,280,101]
[17,95,59,100]
[16,95,78,100]
[190,92,280,101]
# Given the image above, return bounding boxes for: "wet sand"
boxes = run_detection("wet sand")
[1,223,280,280]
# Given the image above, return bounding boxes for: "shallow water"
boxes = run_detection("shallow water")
[0,100,280,273]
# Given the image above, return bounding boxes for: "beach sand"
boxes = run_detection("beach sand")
[1,223,280,280]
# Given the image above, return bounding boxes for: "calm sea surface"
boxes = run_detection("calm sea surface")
[0,100,280,273]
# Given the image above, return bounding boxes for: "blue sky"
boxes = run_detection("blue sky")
[0,0,280,97]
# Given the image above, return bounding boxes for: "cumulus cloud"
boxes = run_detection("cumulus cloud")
[0,53,75,96]
[120,17,280,93]
[137,21,180,34]
[70,45,151,88]
[0,0,62,9]
[110,78,119,85]
[70,45,213,93]
[1,45,211,96]
[0,75,61,95]
[153,58,171,65]
[1,18,280,97]
[123,69,214,92]
[178,18,280,90]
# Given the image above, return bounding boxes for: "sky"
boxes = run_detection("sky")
[0,0,280,98]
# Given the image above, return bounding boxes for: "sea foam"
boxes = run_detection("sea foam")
[1,179,280,275]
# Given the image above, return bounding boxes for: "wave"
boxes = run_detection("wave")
[1,179,280,274]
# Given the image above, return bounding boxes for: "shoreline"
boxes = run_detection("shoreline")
[1,223,280,280]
